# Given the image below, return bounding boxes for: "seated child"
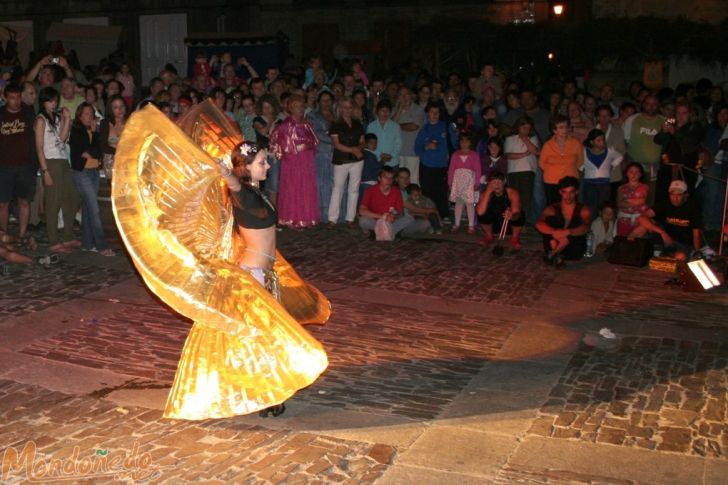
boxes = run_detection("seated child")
[591,201,616,254]
[405,184,443,234]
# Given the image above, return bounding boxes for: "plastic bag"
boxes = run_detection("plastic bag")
[374,216,394,241]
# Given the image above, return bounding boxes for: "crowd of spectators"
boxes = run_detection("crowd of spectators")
[1,44,728,267]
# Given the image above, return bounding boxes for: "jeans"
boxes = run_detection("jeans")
[329,161,363,223]
[701,162,725,231]
[72,169,108,251]
[315,148,334,222]
[359,214,415,236]
[582,180,611,220]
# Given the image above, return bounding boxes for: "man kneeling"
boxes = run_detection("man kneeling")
[632,180,701,261]
[359,166,414,239]
[475,172,524,250]
[536,176,592,267]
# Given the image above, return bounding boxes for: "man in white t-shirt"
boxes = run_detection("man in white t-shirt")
[504,116,540,222]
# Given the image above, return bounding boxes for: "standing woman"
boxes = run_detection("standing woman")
[415,102,457,220]
[306,90,336,222]
[69,102,115,256]
[99,94,128,180]
[327,96,365,227]
[539,114,584,205]
[268,94,320,228]
[255,94,282,204]
[34,87,78,253]
[580,129,623,219]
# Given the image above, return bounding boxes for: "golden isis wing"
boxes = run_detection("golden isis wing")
[111,105,324,342]
[176,100,331,325]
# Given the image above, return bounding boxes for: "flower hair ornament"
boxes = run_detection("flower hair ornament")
[238,142,260,158]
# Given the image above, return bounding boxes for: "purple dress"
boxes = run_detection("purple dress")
[269,116,320,227]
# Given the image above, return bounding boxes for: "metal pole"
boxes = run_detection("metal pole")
[720,172,728,256]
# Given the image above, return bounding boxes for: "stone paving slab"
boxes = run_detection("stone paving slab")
[505,436,706,484]
[394,425,517,478]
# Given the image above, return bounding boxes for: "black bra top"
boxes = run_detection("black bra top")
[232,184,278,229]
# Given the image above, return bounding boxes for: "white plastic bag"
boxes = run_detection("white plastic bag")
[374,215,394,241]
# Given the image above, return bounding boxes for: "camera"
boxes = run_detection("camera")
[666,118,676,125]
[51,57,59,64]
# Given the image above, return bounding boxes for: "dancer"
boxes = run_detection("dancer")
[112,104,329,420]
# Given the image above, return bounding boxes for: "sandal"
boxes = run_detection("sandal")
[49,243,72,253]
[18,236,38,251]
[99,249,116,257]
[63,240,82,249]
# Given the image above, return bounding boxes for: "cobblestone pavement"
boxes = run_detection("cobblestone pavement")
[596,266,728,330]
[0,261,133,319]
[20,302,190,381]
[298,300,517,419]
[0,380,393,484]
[1,225,727,483]
[279,227,556,308]
[529,337,727,457]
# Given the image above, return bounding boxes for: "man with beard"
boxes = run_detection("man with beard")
[623,94,664,203]
[536,176,591,267]
[652,101,704,209]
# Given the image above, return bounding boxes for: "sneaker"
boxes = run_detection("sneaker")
[451,225,460,233]
[700,245,716,260]
[478,234,494,246]
[35,254,60,266]
[82,247,98,252]
[467,226,476,234]
[510,238,522,251]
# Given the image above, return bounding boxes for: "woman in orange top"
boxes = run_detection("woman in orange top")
[539,114,584,204]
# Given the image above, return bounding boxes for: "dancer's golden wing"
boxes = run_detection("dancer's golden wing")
[177,100,331,325]
[111,105,325,342]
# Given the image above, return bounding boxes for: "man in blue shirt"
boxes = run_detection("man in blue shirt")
[367,99,402,169]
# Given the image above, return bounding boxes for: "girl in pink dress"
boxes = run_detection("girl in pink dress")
[269,95,320,228]
[448,134,482,233]
[616,162,649,236]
